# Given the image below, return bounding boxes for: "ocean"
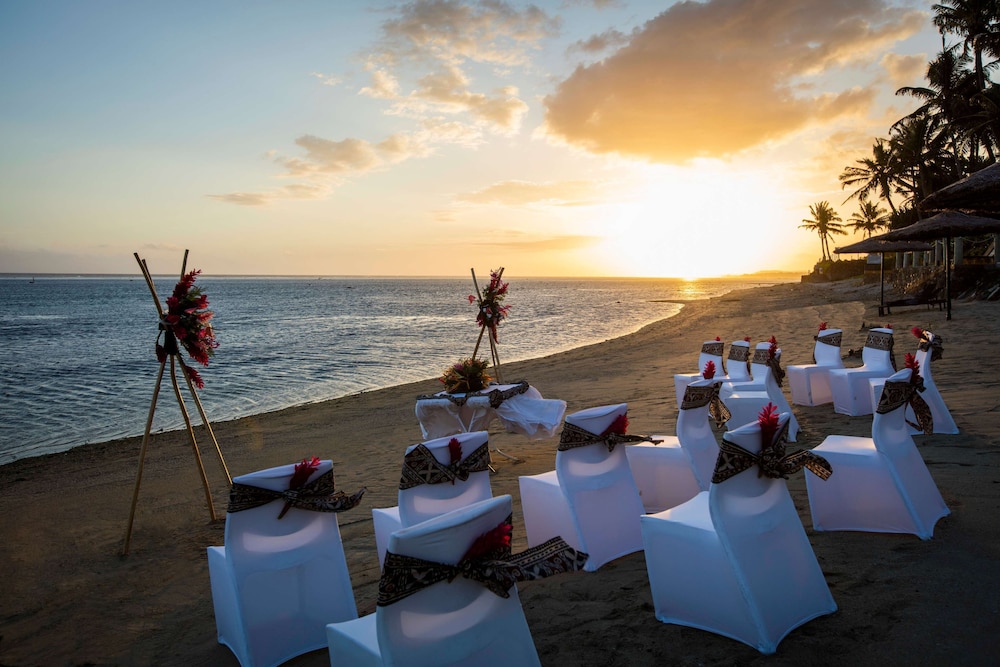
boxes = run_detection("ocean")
[0,274,783,465]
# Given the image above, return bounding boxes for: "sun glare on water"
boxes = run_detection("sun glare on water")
[600,163,790,279]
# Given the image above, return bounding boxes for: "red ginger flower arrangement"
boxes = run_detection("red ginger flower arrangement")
[818,322,828,331]
[159,269,218,388]
[758,402,781,444]
[469,269,511,343]
[280,456,322,518]
[743,335,751,342]
[448,437,462,465]
[912,326,928,340]
[703,360,716,379]
[603,412,629,436]
[767,336,779,360]
[462,520,513,561]
[904,352,920,381]
[714,336,721,341]
[289,456,321,488]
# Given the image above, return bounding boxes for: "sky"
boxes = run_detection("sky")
[0,0,944,279]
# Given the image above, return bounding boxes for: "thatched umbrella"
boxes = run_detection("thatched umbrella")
[834,235,934,312]
[882,211,1000,319]
[920,162,1000,216]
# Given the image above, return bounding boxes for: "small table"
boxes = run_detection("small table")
[415,381,567,441]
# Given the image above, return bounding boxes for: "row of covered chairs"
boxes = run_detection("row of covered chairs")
[208,353,953,664]
[675,337,800,442]
[785,325,957,433]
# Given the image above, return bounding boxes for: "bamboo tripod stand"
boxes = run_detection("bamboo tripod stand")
[470,267,503,384]
[470,267,522,465]
[121,250,231,556]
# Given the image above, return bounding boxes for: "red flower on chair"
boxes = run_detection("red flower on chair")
[604,413,629,437]
[462,520,513,561]
[448,438,463,465]
[758,402,780,444]
[703,360,716,379]
[289,456,321,489]
[818,322,828,331]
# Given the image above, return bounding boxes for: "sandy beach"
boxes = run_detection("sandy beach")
[2,279,998,667]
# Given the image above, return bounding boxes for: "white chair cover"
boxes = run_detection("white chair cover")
[640,413,836,654]
[673,340,725,407]
[720,342,799,442]
[208,460,359,667]
[913,331,958,434]
[519,403,646,571]
[788,328,845,406]
[806,368,951,539]
[372,431,493,567]
[327,495,542,667]
[715,340,752,383]
[415,383,566,440]
[626,379,722,512]
[828,327,895,416]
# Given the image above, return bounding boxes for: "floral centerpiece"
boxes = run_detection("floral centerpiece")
[157,269,218,388]
[440,357,492,394]
[469,269,511,343]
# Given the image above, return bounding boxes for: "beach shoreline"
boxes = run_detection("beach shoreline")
[2,278,998,666]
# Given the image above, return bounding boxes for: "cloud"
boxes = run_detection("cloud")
[542,0,927,163]
[215,1,555,207]
[455,179,605,206]
[207,182,333,207]
[881,52,928,88]
[469,231,599,252]
[377,0,559,67]
[568,28,630,56]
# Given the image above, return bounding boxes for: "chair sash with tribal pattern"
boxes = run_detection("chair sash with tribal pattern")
[876,377,934,434]
[398,441,492,490]
[228,469,366,517]
[416,381,530,409]
[682,381,731,428]
[712,420,832,484]
[557,421,660,452]
[377,516,588,606]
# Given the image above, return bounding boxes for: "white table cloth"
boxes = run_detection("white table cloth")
[415,382,566,440]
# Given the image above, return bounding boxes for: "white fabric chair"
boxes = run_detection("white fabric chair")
[640,412,836,654]
[788,328,845,406]
[519,403,646,571]
[372,431,492,568]
[327,495,542,667]
[828,327,896,416]
[806,368,951,540]
[674,339,725,407]
[626,379,723,513]
[208,460,359,667]
[720,342,799,442]
[867,330,958,435]
[716,340,752,383]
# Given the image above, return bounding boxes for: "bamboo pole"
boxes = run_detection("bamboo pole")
[122,251,228,555]
[179,364,231,484]
[169,355,217,521]
[121,358,166,556]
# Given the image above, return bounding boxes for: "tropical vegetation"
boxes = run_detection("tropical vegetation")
[805,1,1000,259]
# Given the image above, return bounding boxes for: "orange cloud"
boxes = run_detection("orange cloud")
[543,0,926,162]
[456,179,605,206]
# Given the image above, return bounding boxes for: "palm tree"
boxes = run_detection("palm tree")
[847,199,889,238]
[933,0,999,93]
[839,139,901,216]
[800,201,847,262]
[896,44,979,169]
[933,1,1000,160]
